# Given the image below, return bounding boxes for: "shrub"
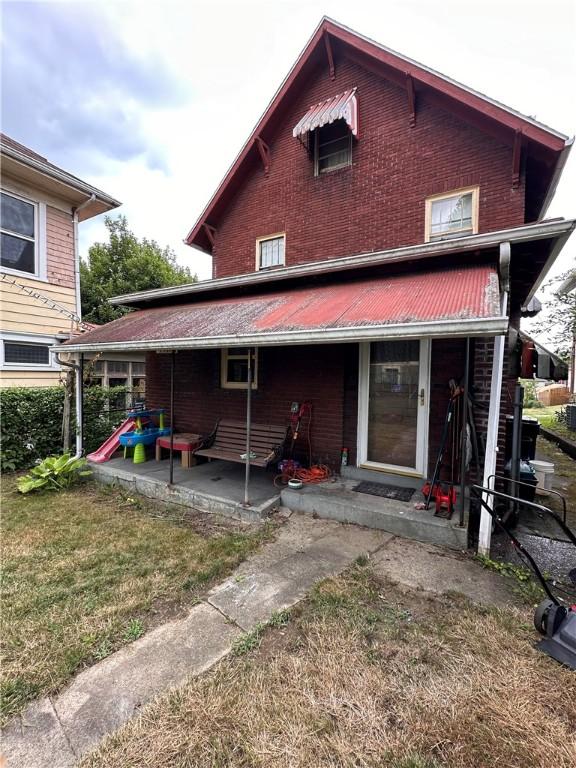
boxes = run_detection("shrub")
[17,454,92,494]
[1,385,132,471]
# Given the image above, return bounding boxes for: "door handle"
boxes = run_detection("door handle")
[420,388,425,406]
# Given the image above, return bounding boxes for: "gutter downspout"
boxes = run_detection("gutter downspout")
[55,352,83,459]
[72,194,95,322]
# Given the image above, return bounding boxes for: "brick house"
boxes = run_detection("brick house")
[63,18,574,551]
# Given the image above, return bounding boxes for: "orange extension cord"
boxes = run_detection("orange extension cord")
[274,464,332,487]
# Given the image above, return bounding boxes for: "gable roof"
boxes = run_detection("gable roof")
[185,17,572,254]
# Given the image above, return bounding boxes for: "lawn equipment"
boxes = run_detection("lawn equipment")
[471,484,576,670]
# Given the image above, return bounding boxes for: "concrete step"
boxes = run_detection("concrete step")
[281,480,468,550]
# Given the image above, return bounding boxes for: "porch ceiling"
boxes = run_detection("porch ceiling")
[61,265,506,353]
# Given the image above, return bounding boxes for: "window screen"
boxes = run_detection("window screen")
[429,193,474,239]
[4,342,50,365]
[315,120,352,174]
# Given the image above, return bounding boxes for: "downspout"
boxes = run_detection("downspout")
[478,242,510,555]
[72,194,95,322]
[54,352,83,458]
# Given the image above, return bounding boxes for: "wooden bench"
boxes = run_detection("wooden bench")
[194,420,288,467]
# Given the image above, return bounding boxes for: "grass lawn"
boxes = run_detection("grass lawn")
[0,477,271,723]
[82,565,576,768]
[524,404,575,442]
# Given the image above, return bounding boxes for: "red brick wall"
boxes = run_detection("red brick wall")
[146,344,355,468]
[46,205,75,289]
[211,56,525,278]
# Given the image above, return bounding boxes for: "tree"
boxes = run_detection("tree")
[530,268,576,362]
[80,216,196,324]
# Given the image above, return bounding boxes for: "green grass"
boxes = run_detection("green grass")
[0,478,271,722]
[524,405,575,442]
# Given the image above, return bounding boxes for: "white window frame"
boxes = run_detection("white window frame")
[424,186,479,243]
[220,348,258,389]
[314,121,353,176]
[255,233,285,271]
[0,332,61,371]
[0,189,47,280]
[356,339,431,477]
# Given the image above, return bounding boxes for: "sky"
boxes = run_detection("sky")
[1,0,575,336]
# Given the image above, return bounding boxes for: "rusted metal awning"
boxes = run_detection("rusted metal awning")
[293,88,358,138]
[61,265,506,353]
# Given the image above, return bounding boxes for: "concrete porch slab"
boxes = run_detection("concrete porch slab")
[90,457,280,523]
[281,477,468,550]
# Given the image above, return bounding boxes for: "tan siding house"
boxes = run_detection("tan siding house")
[0,134,121,387]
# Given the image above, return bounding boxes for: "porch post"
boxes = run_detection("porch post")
[244,347,253,506]
[169,350,175,486]
[79,352,84,456]
[478,332,506,555]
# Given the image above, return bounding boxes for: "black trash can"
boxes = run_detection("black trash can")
[505,415,540,461]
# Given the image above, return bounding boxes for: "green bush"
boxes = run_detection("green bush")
[1,385,132,471]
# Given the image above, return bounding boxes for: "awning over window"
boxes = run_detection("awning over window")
[292,88,358,138]
[61,265,506,353]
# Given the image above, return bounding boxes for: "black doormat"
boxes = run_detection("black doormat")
[352,481,414,502]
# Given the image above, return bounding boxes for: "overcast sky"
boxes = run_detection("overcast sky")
[2,0,575,334]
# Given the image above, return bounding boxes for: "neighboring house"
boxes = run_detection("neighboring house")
[0,134,144,392]
[63,18,574,553]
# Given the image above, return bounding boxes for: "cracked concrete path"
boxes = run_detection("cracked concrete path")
[1,513,391,768]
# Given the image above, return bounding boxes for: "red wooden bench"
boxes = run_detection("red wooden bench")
[194,420,288,467]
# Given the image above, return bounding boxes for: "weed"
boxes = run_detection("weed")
[355,552,370,567]
[475,554,546,603]
[124,619,144,642]
[232,624,266,656]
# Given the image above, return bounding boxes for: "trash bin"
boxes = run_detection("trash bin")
[505,415,540,461]
[504,459,538,503]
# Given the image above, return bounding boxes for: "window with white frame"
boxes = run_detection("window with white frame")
[1,191,38,275]
[314,119,352,175]
[221,348,258,389]
[425,187,479,242]
[257,234,285,270]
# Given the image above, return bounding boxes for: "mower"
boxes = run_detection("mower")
[471,484,576,670]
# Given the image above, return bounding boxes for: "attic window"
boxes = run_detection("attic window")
[315,120,352,174]
[425,187,479,242]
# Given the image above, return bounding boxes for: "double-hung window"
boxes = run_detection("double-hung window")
[425,187,479,242]
[257,234,285,270]
[1,191,38,275]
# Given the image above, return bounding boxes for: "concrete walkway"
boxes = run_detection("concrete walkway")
[1,513,389,768]
[1,514,515,768]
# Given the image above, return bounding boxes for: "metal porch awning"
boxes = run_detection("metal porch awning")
[61,265,506,354]
[292,88,359,138]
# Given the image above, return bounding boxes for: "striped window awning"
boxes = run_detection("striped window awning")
[292,88,358,138]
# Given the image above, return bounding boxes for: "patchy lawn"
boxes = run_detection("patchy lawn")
[1,478,271,722]
[524,404,575,442]
[82,565,576,768]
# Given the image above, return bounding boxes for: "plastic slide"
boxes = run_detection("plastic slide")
[87,418,138,463]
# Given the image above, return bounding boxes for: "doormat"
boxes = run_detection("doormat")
[352,481,414,502]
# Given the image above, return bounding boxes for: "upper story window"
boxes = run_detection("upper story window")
[425,187,479,242]
[1,191,37,275]
[315,120,352,175]
[257,234,285,270]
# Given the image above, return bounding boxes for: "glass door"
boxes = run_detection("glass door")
[358,339,430,475]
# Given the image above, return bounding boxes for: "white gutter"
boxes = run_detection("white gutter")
[59,315,508,355]
[113,218,576,307]
[72,194,96,323]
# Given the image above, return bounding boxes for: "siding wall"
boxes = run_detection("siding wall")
[211,56,525,278]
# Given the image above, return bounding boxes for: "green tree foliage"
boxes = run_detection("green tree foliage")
[530,269,576,362]
[81,216,195,324]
